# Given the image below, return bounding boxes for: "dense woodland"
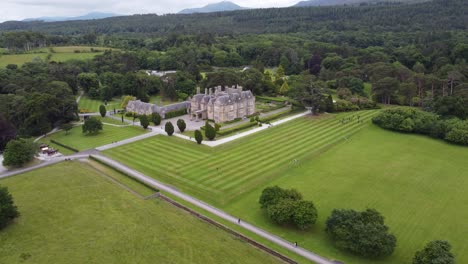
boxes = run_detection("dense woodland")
[0,0,467,149]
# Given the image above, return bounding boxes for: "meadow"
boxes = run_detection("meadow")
[0,46,112,68]
[105,110,468,264]
[41,124,147,152]
[0,162,280,264]
[104,110,380,205]
[78,96,121,113]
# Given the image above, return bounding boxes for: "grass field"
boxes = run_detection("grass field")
[78,96,121,113]
[104,109,468,264]
[0,162,280,264]
[105,110,379,204]
[43,124,147,152]
[0,46,113,68]
[225,125,468,264]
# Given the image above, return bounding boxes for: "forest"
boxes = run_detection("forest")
[0,0,467,148]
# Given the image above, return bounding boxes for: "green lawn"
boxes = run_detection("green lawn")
[0,162,280,264]
[105,109,468,264]
[225,125,468,264]
[105,110,379,205]
[78,96,121,113]
[0,46,114,68]
[45,124,147,151]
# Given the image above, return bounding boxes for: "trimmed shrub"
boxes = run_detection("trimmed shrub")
[194,130,203,144]
[99,105,106,117]
[165,122,174,136]
[205,122,216,140]
[177,119,186,132]
[140,115,150,129]
[151,112,161,125]
[3,139,38,167]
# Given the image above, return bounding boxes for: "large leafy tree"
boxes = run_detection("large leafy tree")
[0,186,20,229]
[413,240,455,264]
[2,139,38,167]
[82,117,103,135]
[326,208,397,258]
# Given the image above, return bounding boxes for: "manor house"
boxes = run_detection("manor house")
[126,100,189,119]
[189,85,255,123]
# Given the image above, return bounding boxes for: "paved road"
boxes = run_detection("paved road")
[0,154,89,179]
[91,154,335,264]
[175,111,310,147]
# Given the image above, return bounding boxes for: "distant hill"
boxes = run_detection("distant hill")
[294,0,426,7]
[22,12,119,22]
[178,1,249,14]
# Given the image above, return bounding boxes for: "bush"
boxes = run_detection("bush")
[259,186,302,209]
[194,130,203,144]
[164,109,187,119]
[82,117,103,135]
[326,208,397,258]
[413,240,455,264]
[2,139,38,167]
[217,122,258,137]
[335,99,359,112]
[373,107,468,145]
[205,122,216,140]
[259,186,316,230]
[165,122,174,136]
[177,119,186,132]
[140,115,150,129]
[99,104,106,117]
[151,112,161,125]
[0,186,20,230]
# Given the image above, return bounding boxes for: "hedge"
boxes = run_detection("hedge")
[217,122,258,137]
[50,139,79,153]
[164,109,187,119]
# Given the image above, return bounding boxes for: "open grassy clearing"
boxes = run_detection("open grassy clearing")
[78,96,121,113]
[0,46,114,68]
[47,124,147,151]
[0,162,280,264]
[105,110,379,205]
[224,125,468,264]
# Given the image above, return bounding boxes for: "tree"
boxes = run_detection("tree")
[267,199,296,225]
[151,112,162,125]
[279,81,290,95]
[326,208,397,258]
[121,95,135,109]
[165,121,174,136]
[326,94,335,112]
[99,105,106,117]
[259,186,302,209]
[2,139,38,167]
[82,117,103,135]
[177,119,186,132]
[205,122,216,140]
[413,241,455,264]
[0,114,16,151]
[0,186,20,230]
[275,65,285,80]
[77,72,99,93]
[140,115,149,129]
[194,129,203,144]
[60,123,73,135]
[292,200,318,230]
[374,77,399,104]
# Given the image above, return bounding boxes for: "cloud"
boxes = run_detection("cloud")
[0,0,299,22]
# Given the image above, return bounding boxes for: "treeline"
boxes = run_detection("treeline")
[0,0,465,37]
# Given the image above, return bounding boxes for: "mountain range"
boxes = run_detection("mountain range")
[178,1,249,14]
[22,12,119,22]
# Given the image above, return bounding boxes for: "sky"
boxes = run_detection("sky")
[0,0,300,22]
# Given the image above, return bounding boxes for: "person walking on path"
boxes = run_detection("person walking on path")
[238,218,241,224]
[294,242,298,247]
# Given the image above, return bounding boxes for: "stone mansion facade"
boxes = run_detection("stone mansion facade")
[189,85,256,123]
